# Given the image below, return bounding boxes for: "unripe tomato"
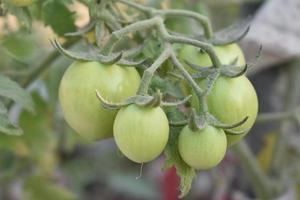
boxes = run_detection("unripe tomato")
[113,104,169,163]
[178,125,227,170]
[59,61,140,141]
[178,43,245,96]
[179,43,245,72]
[9,0,33,7]
[202,76,258,146]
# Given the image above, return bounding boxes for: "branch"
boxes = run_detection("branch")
[156,9,213,39]
[232,141,273,199]
[137,47,171,95]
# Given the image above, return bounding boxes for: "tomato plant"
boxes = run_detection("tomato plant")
[113,104,169,163]
[0,0,268,198]
[178,125,227,170]
[59,61,141,140]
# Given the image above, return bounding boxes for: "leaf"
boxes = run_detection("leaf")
[42,0,76,36]
[211,17,252,45]
[163,107,196,198]
[1,32,37,62]
[5,5,32,30]
[143,37,163,60]
[0,74,34,112]
[0,101,7,115]
[150,75,183,98]
[0,114,23,135]
[24,175,77,200]
[163,127,196,198]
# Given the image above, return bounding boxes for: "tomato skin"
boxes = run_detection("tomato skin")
[178,125,227,170]
[9,0,32,7]
[59,61,140,141]
[203,76,258,146]
[178,43,245,96]
[113,104,169,163]
[179,43,245,72]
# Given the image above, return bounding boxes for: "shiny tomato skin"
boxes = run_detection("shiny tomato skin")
[178,125,227,170]
[59,61,140,141]
[113,104,169,163]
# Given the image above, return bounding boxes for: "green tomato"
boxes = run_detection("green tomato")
[202,75,258,146]
[113,104,169,163]
[9,0,33,7]
[178,125,227,170]
[179,43,245,72]
[178,43,245,95]
[59,61,140,141]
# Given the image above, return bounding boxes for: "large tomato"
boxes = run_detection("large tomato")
[178,125,227,170]
[59,61,140,141]
[113,104,169,163]
[9,0,32,7]
[202,76,258,146]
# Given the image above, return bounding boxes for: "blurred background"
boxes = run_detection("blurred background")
[1,0,300,199]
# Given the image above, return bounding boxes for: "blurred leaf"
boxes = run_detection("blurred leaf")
[0,114,23,135]
[42,0,76,36]
[163,107,195,198]
[4,4,31,30]
[17,93,58,173]
[150,75,183,98]
[0,74,34,112]
[143,37,162,60]
[0,101,7,114]
[256,133,276,172]
[108,173,158,199]
[24,175,77,200]
[210,17,251,45]
[1,33,37,62]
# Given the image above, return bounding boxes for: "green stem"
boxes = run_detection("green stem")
[170,52,208,114]
[232,141,273,199]
[102,17,160,54]
[270,61,300,179]
[137,47,171,95]
[257,112,293,123]
[156,9,213,39]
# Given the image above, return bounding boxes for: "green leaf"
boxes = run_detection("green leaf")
[42,0,76,36]
[143,37,163,60]
[0,74,34,112]
[1,32,37,62]
[150,75,183,98]
[0,101,7,115]
[163,107,196,198]
[0,113,23,135]
[4,5,32,30]
[24,175,77,200]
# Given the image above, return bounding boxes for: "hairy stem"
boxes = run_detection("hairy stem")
[170,52,208,114]
[156,9,213,39]
[137,47,171,95]
[102,17,160,54]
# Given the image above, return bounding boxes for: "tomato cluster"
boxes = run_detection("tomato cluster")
[59,43,258,169]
